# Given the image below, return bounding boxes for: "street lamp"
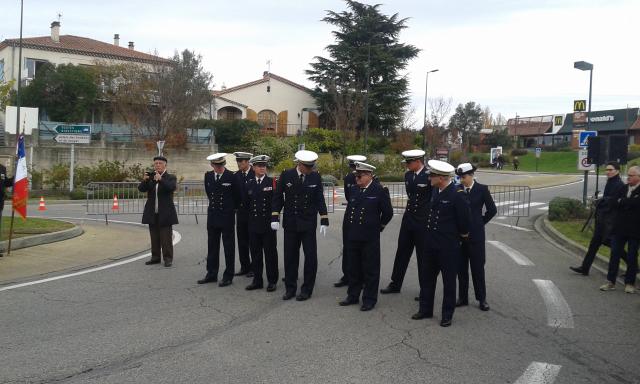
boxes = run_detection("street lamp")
[423,69,439,152]
[574,60,595,203]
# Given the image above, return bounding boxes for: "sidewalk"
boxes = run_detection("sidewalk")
[0,221,149,284]
[476,171,582,189]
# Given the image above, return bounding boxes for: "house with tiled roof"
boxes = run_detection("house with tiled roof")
[0,21,169,88]
[212,71,320,136]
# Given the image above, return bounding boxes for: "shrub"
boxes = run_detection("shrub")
[627,151,640,161]
[548,197,587,221]
[511,149,528,156]
[321,175,338,185]
[68,188,86,200]
[628,144,640,153]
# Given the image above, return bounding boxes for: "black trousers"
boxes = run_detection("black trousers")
[419,245,460,319]
[389,222,427,290]
[347,238,381,306]
[340,222,350,282]
[608,235,639,285]
[207,226,235,281]
[149,224,173,263]
[250,230,279,285]
[581,220,606,272]
[458,241,486,302]
[237,217,252,272]
[284,229,317,295]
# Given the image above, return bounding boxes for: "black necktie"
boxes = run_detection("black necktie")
[216,174,220,182]
[257,178,262,185]
[300,174,304,183]
[465,187,470,194]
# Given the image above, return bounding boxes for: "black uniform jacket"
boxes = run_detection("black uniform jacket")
[244,175,276,234]
[205,169,239,228]
[235,168,255,222]
[345,181,393,242]
[271,168,328,231]
[610,184,640,239]
[402,167,433,230]
[457,182,496,243]
[426,182,470,249]
[0,164,14,208]
[138,172,179,227]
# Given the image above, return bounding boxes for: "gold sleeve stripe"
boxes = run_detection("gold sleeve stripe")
[320,215,328,219]
[272,212,279,216]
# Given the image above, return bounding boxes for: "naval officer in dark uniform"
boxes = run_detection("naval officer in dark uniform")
[455,163,496,311]
[413,160,470,327]
[233,151,255,277]
[335,154,367,288]
[244,155,279,292]
[380,149,432,295]
[271,150,329,301]
[198,153,239,287]
[339,162,393,311]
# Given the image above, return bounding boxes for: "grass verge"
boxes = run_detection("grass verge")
[1,217,75,241]
[548,219,611,259]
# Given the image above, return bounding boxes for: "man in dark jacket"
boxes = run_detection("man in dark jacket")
[138,156,179,267]
[335,154,367,288]
[198,153,239,287]
[413,160,470,327]
[271,150,328,301]
[455,163,497,311]
[571,161,625,276]
[600,165,640,294]
[244,155,279,292]
[339,162,393,311]
[233,151,255,277]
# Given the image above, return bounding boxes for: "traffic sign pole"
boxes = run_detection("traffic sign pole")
[70,144,75,193]
[582,170,588,206]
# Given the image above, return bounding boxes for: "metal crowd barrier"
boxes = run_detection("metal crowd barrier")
[86,180,336,220]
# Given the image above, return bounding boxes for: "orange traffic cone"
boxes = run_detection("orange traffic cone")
[112,194,119,211]
[333,188,338,204]
[38,196,47,211]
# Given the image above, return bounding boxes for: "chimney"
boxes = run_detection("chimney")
[114,34,120,46]
[128,41,134,50]
[50,21,60,43]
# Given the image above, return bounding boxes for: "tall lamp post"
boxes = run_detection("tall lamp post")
[574,60,595,203]
[422,69,439,152]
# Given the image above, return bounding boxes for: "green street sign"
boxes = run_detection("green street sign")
[54,124,91,134]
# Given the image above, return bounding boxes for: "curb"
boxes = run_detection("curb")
[534,214,637,280]
[0,223,84,252]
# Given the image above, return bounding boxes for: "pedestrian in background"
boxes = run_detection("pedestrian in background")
[0,163,14,257]
[600,165,640,294]
[138,156,178,267]
[571,161,624,276]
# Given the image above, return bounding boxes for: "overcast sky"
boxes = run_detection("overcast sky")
[1,0,638,126]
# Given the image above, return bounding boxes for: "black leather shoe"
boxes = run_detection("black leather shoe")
[456,299,469,307]
[411,311,433,320]
[380,284,400,294]
[334,280,349,288]
[218,280,232,287]
[266,283,277,292]
[440,318,452,327]
[570,266,589,276]
[246,282,263,290]
[145,259,161,265]
[164,261,172,267]
[339,297,359,306]
[197,275,217,284]
[296,292,311,301]
[479,301,490,311]
[414,296,419,301]
[360,303,375,311]
[282,291,296,300]
[235,269,249,276]
[246,271,254,278]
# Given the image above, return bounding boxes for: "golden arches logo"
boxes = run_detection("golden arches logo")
[554,116,563,125]
[574,100,586,112]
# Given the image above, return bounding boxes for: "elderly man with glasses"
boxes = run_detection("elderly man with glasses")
[570,161,625,276]
[600,165,640,293]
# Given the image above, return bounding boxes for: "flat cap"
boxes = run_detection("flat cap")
[249,155,270,165]
[455,162,477,176]
[354,161,376,173]
[401,149,426,162]
[233,152,253,160]
[294,150,319,166]
[346,155,367,164]
[206,153,228,164]
[428,159,455,176]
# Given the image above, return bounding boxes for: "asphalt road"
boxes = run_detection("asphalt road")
[1,172,638,384]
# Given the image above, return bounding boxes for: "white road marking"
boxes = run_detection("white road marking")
[488,221,533,232]
[533,279,574,329]
[488,240,535,265]
[538,206,549,211]
[514,362,562,384]
[495,200,519,206]
[0,222,182,293]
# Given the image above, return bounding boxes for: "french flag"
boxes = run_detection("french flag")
[12,135,28,219]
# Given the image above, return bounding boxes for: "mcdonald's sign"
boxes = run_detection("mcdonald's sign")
[574,100,586,112]
[554,115,563,126]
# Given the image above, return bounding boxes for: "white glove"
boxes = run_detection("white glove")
[271,222,280,231]
[319,225,328,237]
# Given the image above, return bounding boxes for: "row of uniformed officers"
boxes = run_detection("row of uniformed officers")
[190,149,496,327]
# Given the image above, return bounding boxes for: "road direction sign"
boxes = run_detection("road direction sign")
[578,149,595,171]
[54,134,90,144]
[535,147,542,158]
[54,124,91,135]
[578,131,597,148]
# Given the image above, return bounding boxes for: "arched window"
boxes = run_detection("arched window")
[218,106,242,121]
[257,110,277,131]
